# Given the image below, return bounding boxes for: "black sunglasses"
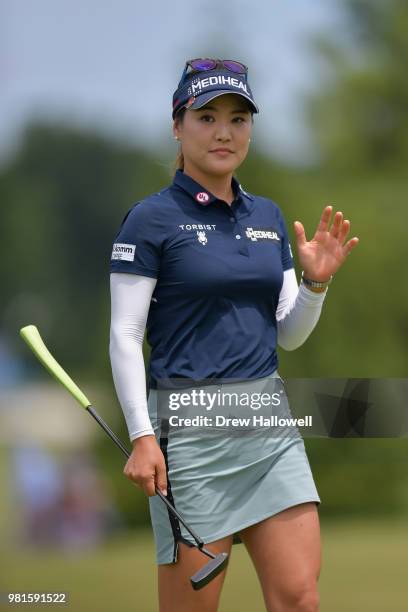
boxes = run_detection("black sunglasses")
[180,58,248,82]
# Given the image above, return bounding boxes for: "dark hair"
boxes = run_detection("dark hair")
[173,107,187,172]
[172,103,254,173]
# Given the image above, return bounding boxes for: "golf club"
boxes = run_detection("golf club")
[19,324,229,590]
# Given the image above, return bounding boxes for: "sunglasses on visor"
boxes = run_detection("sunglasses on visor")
[180,58,248,82]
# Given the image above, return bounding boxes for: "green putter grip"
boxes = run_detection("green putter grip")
[19,324,91,409]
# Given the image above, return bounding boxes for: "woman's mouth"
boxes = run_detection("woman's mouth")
[210,149,233,156]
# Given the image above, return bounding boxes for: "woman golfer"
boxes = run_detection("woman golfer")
[109,58,359,612]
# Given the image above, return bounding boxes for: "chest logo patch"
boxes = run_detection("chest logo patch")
[195,191,210,203]
[245,227,281,242]
[196,230,208,245]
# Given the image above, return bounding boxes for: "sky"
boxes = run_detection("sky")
[1,0,343,166]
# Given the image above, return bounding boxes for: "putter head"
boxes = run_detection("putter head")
[190,552,229,590]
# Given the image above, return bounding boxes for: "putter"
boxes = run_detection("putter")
[19,324,229,590]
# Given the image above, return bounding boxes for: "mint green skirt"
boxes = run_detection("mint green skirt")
[147,370,320,565]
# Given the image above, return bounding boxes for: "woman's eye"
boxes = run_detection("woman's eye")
[200,115,246,123]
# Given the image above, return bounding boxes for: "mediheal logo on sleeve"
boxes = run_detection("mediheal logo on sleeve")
[111,243,136,261]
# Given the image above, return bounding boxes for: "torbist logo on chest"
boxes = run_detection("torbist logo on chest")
[196,231,207,245]
[178,223,216,246]
[179,224,217,231]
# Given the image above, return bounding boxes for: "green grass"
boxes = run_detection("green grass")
[1,519,407,611]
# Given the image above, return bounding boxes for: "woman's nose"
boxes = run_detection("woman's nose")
[215,125,232,139]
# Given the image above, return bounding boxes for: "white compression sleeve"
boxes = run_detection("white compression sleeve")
[109,272,158,442]
[276,267,328,351]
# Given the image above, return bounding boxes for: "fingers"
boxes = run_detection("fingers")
[140,473,157,497]
[125,469,157,497]
[330,214,359,255]
[123,446,168,498]
[317,205,346,239]
[343,236,359,257]
[293,220,307,246]
[329,211,343,239]
[316,205,333,233]
[338,218,350,245]
[155,459,168,498]
[320,206,356,247]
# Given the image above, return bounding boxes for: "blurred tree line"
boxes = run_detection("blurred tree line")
[1,0,407,525]
[307,0,408,172]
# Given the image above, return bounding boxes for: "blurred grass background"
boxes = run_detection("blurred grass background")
[1,0,408,609]
[1,519,408,611]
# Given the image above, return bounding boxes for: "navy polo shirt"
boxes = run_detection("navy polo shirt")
[110,169,294,389]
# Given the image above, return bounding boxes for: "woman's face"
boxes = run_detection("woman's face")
[173,93,253,177]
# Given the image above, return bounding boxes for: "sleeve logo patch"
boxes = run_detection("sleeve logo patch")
[111,243,136,261]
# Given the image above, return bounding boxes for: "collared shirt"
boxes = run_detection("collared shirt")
[110,169,294,388]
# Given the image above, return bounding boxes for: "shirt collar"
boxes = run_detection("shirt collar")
[172,168,254,207]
